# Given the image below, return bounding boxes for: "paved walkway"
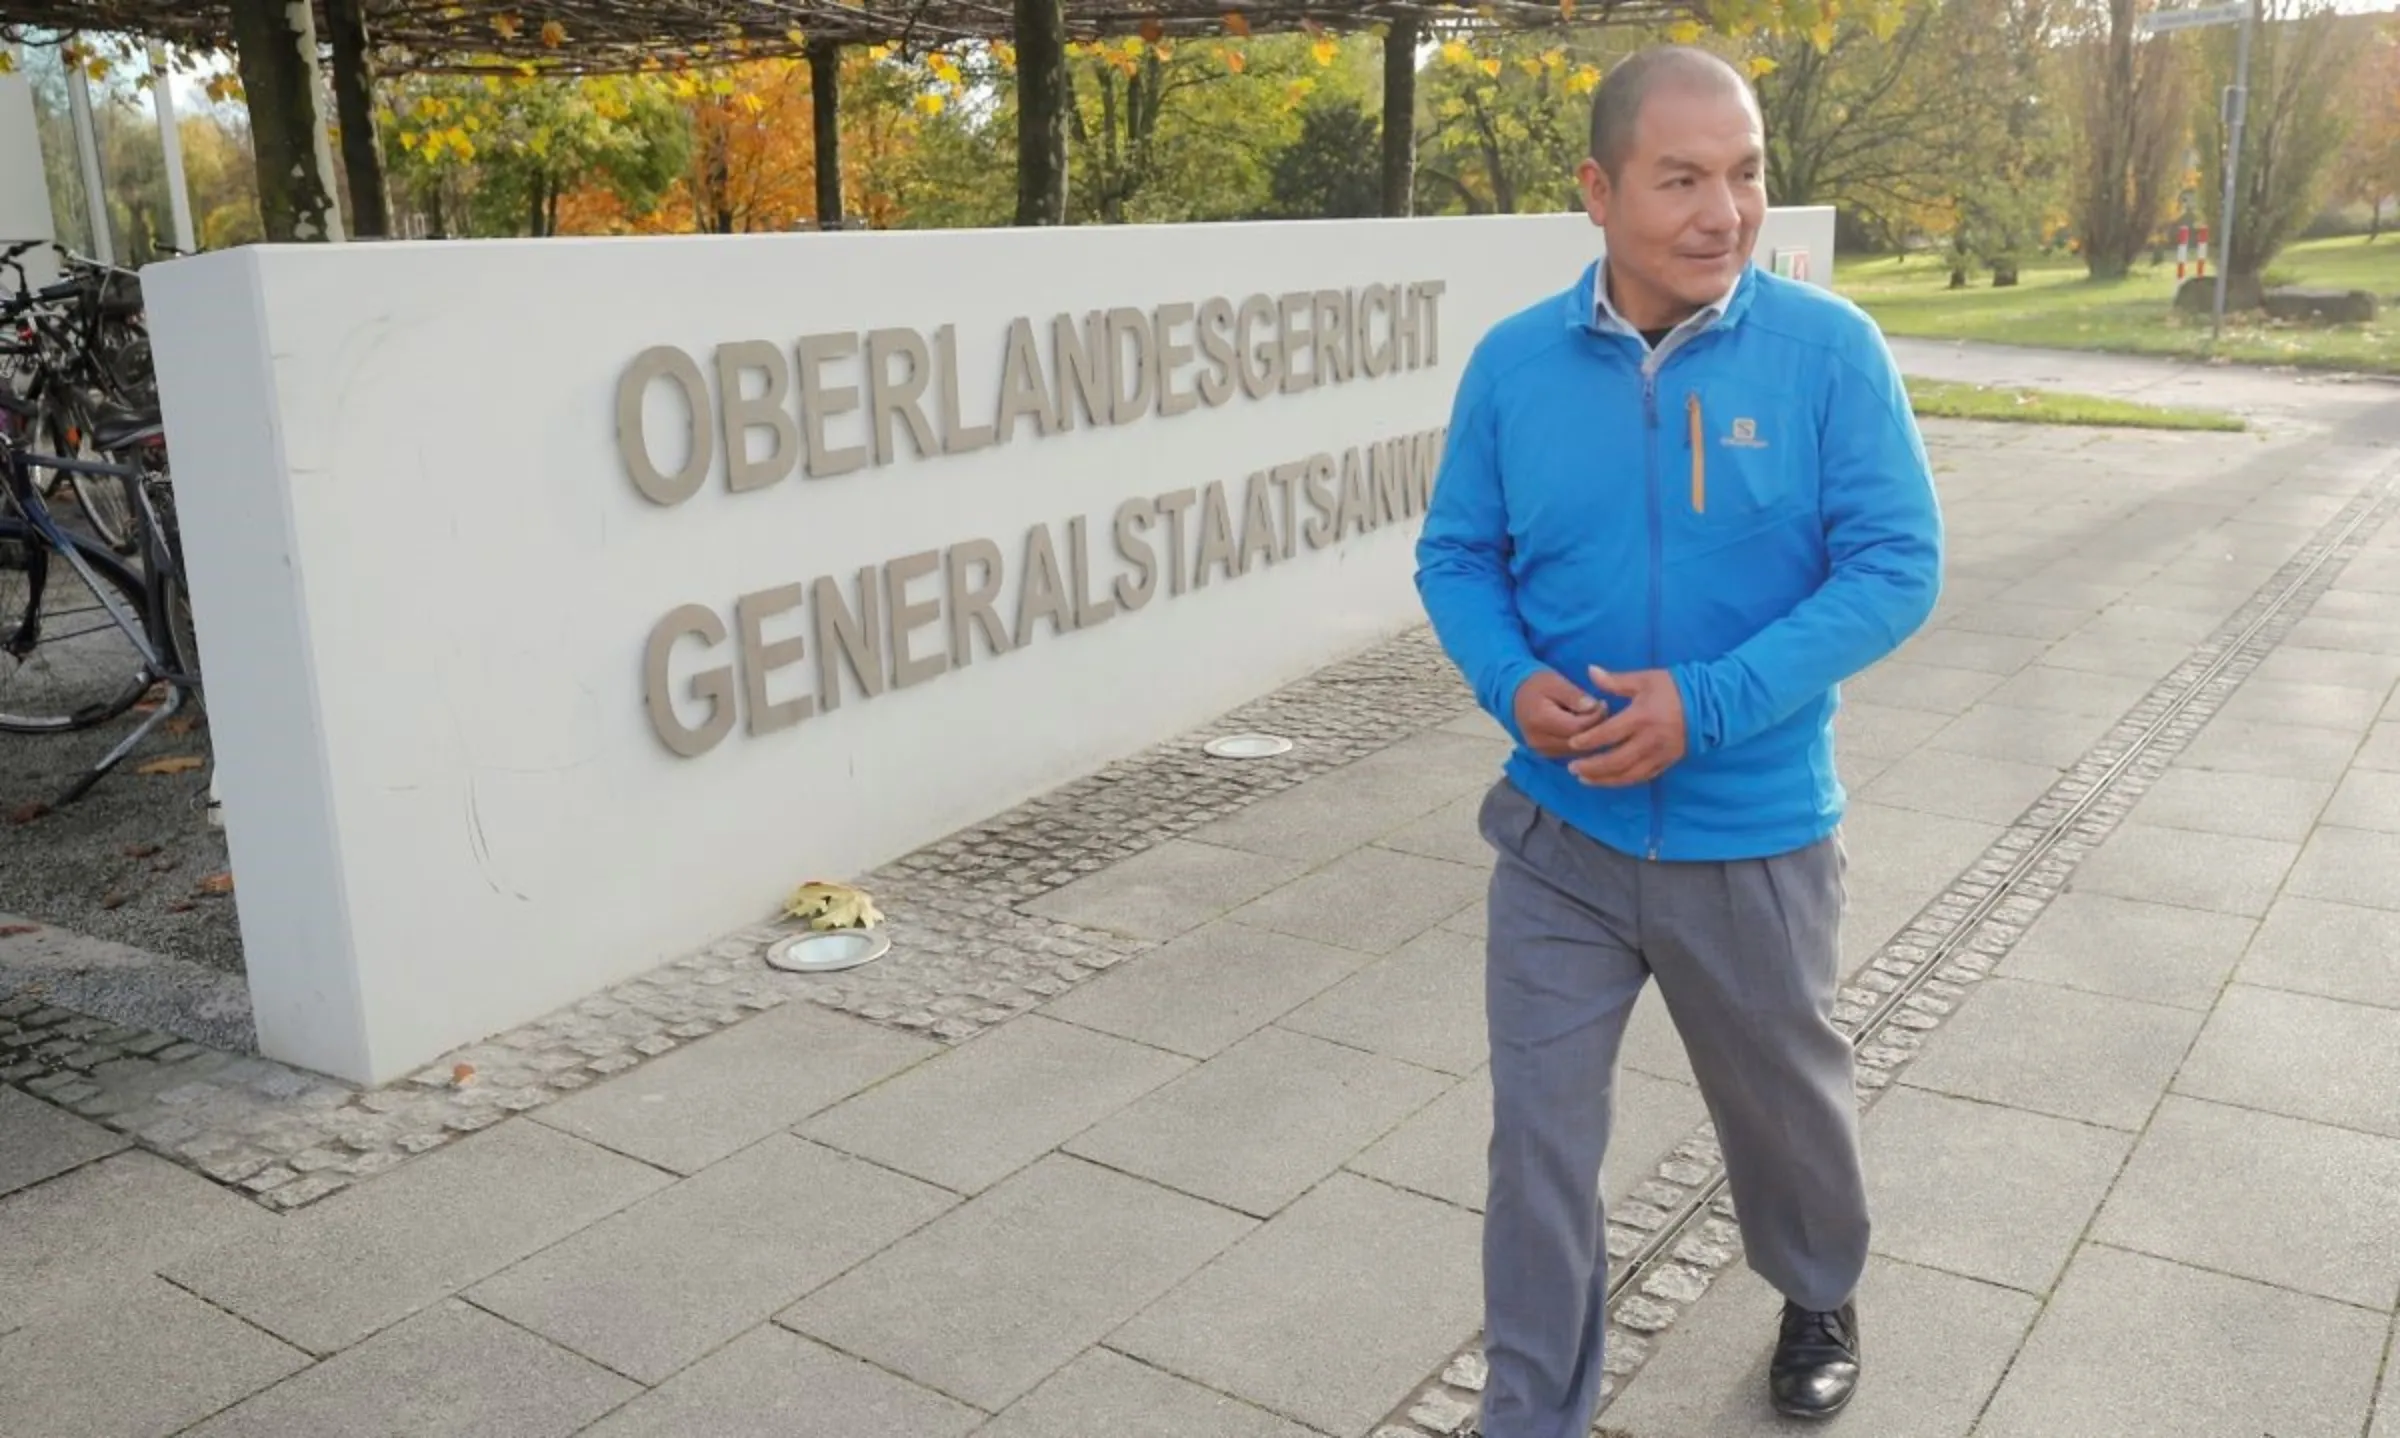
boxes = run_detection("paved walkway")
[2,352,2396,1437]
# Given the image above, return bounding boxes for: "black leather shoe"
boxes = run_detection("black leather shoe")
[1769,1299,1860,1419]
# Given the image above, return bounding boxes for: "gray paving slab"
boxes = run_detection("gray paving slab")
[1858,747,2058,825]
[582,1325,983,1438]
[2285,824,2400,911]
[1277,927,1488,1076]
[1619,985,1699,1089]
[2172,982,2400,1139]
[1021,839,1307,940]
[1974,1243,2386,1438]
[1837,804,2006,909]
[2251,644,2400,692]
[2068,822,2299,917]
[1109,1171,1481,1438]
[1183,731,1503,864]
[0,1151,279,1332]
[1860,1086,2133,1294]
[1833,698,1954,760]
[2038,629,2191,679]
[2322,767,2400,833]
[1981,663,2169,718]
[161,1118,672,1356]
[0,1276,308,1438]
[1935,600,2089,642]
[1842,659,2005,715]
[1897,627,2051,675]
[2077,600,2226,644]
[1038,920,1365,1060]
[2179,713,2367,779]
[1228,846,1489,955]
[0,1083,126,1198]
[1996,890,2256,1010]
[2237,894,2400,1009]
[2126,765,2335,842]
[797,1014,1188,1194]
[1923,702,2114,770]
[1064,1025,1452,1217]
[2091,1094,2400,1310]
[979,1346,1317,1438]
[1376,790,1494,867]
[1596,1255,2038,1438]
[2216,677,2393,733]
[781,1154,1252,1412]
[2287,613,2400,655]
[2358,720,2400,770]
[530,998,940,1174]
[184,1299,635,1438]
[468,1135,955,1383]
[1897,976,2202,1130]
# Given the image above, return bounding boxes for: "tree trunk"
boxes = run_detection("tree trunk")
[807,39,844,228]
[228,0,344,242]
[1014,0,1069,225]
[1991,258,2020,286]
[1380,19,1419,217]
[321,0,388,238]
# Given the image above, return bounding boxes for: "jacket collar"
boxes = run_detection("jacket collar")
[1564,256,1759,344]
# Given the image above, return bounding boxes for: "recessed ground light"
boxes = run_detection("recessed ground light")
[1203,733,1294,759]
[765,928,892,974]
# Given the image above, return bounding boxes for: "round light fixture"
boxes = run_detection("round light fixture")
[765,928,893,974]
[1203,733,1294,760]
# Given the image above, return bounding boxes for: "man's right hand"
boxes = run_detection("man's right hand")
[1512,670,1605,759]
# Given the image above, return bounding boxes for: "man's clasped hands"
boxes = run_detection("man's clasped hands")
[1513,666,1690,788]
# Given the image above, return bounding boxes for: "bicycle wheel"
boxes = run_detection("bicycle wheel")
[0,518,156,733]
[47,404,134,554]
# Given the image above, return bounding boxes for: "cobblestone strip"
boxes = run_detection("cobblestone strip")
[1375,469,2400,1438]
[0,628,1477,1209]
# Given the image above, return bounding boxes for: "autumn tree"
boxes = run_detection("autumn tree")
[1916,0,2072,283]
[1744,3,1949,221]
[1414,30,1610,215]
[2191,0,2363,280]
[2330,15,2398,239]
[2068,0,2191,278]
[381,73,689,237]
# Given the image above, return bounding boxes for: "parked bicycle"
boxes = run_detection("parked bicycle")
[0,241,200,806]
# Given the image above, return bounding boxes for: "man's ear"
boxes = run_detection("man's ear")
[1576,157,1610,227]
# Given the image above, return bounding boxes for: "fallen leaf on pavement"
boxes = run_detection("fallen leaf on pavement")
[122,842,161,859]
[6,801,50,825]
[452,1063,477,1086]
[783,880,884,932]
[100,892,128,910]
[166,899,196,913]
[163,715,198,737]
[196,873,234,897]
[0,923,38,938]
[136,756,205,776]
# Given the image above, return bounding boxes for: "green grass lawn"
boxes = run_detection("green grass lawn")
[1904,377,2247,431]
[1842,235,2400,375]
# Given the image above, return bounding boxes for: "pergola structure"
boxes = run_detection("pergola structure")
[3,0,1680,243]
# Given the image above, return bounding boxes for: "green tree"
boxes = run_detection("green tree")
[1263,97,1386,217]
[381,73,691,237]
[2069,0,2192,278]
[2193,0,2367,279]
[1414,29,1613,215]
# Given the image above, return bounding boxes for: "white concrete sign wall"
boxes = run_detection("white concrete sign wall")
[141,207,1836,1085]
[0,60,62,285]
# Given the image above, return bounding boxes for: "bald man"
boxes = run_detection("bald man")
[1416,44,1943,1436]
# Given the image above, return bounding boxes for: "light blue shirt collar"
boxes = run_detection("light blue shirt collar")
[1592,260,1742,356]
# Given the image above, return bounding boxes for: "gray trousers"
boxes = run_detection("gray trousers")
[1475,778,1869,1438]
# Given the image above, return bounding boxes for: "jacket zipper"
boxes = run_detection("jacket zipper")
[1643,364,1664,862]
[1687,392,1705,514]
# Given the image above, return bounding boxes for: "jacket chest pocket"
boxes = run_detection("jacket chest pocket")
[1678,391,1813,527]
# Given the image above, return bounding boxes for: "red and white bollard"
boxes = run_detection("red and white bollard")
[2176,225,2191,279]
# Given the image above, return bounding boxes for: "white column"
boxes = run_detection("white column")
[149,43,197,254]
[64,38,113,264]
[0,40,62,283]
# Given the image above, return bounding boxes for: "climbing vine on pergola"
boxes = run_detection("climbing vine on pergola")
[4,0,1850,242]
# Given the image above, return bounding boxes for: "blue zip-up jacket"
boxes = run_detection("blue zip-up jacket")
[1415,259,1943,862]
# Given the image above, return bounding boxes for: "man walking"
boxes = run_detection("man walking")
[1414,44,1943,1437]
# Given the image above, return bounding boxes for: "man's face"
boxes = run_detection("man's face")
[1576,81,1767,324]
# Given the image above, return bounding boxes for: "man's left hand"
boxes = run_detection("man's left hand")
[1566,666,1689,787]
